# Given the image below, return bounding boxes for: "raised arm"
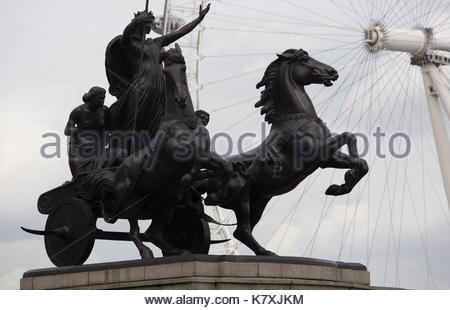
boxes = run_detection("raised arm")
[157,4,210,47]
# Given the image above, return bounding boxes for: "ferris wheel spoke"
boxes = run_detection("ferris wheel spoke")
[343,53,411,131]
[332,53,404,129]
[426,3,450,30]
[315,48,377,112]
[208,15,362,38]
[215,0,361,31]
[315,47,369,113]
[281,0,363,30]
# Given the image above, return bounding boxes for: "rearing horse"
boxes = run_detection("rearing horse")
[198,49,369,255]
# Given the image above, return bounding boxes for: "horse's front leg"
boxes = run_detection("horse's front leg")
[144,196,190,256]
[128,218,154,259]
[320,131,368,195]
[232,193,276,256]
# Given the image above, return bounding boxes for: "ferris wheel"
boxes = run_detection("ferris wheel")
[158,0,450,288]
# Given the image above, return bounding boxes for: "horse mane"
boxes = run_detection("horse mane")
[255,59,283,123]
[255,49,309,123]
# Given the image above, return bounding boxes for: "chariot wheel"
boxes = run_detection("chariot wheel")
[44,198,96,267]
[162,207,211,256]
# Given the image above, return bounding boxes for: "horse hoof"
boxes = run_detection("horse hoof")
[325,184,340,196]
[257,249,277,256]
[103,212,118,224]
[140,249,154,260]
[325,184,350,196]
[165,248,191,256]
[204,193,219,206]
[326,184,351,196]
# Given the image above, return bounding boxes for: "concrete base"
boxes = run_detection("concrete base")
[21,255,374,290]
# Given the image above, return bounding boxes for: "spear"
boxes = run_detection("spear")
[132,0,149,151]
[139,0,149,71]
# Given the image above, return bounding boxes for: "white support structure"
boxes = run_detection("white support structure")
[365,25,450,210]
[426,65,450,118]
[421,64,450,209]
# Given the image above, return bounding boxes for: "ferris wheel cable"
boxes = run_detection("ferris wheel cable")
[346,57,411,132]
[259,195,283,222]
[366,65,420,272]
[307,185,336,257]
[405,177,436,287]
[428,13,450,34]
[417,0,448,28]
[209,96,259,113]
[331,187,448,289]
[264,170,324,249]
[434,16,450,31]
[205,27,362,44]
[381,62,450,234]
[382,1,417,29]
[274,170,330,253]
[402,83,450,226]
[202,67,264,87]
[337,194,352,260]
[214,0,361,31]
[391,1,447,29]
[380,0,410,27]
[346,0,370,26]
[316,51,399,115]
[328,50,374,124]
[328,0,366,28]
[419,0,434,27]
[203,42,362,60]
[208,15,363,38]
[313,47,369,109]
[363,55,413,130]
[334,53,409,130]
[402,1,444,29]
[204,52,275,58]
[280,0,363,31]
[337,61,408,262]
[221,109,255,132]
[208,12,359,30]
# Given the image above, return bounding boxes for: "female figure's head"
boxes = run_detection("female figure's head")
[83,86,106,111]
[134,10,155,34]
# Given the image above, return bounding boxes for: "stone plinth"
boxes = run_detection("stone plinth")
[21,255,373,290]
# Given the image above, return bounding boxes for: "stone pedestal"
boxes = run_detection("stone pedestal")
[21,255,374,290]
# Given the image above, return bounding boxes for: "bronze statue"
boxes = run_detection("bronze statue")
[22,3,369,267]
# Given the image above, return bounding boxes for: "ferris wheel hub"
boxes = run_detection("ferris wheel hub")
[365,24,450,55]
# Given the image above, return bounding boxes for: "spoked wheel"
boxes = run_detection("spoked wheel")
[44,198,96,266]
[162,206,211,256]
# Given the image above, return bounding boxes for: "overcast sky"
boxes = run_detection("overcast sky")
[1,0,450,289]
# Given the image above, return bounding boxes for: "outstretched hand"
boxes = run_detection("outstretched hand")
[199,3,211,19]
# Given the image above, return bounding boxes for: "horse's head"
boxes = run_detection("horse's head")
[162,44,190,109]
[277,49,339,87]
